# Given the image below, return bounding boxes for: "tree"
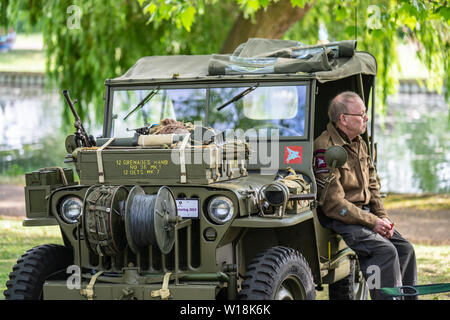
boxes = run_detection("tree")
[1,0,448,126]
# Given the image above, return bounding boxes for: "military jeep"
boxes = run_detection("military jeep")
[4,39,377,300]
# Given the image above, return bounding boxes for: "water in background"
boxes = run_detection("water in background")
[0,85,66,175]
[0,83,102,177]
[375,91,449,194]
[0,81,448,193]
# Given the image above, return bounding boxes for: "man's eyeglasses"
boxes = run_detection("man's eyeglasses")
[343,112,368,118]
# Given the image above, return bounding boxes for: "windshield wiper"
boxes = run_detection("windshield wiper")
[123,88,159,120]
[216,84,259,111]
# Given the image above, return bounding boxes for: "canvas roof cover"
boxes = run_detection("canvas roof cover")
[108,39,377,85]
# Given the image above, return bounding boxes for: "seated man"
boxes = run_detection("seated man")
[313,91,417,300]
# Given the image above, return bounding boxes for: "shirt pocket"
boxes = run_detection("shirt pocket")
[361,155,371,178]
[339,161,359,190]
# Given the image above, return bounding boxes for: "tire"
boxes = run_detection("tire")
[4,244,73,300]
[239,246,316,300]
[328,258,368,300]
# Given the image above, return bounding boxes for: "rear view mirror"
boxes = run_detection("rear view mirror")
[318,145,348,206]
[324,145,347,168]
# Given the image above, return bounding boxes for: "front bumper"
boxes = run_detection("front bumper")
[43,280,221,300]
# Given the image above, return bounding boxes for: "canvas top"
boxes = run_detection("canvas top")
[107,39,377,85]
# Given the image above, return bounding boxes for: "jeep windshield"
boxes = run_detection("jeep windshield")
[110,83,307,138]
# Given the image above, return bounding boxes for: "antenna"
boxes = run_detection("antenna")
[355,2,358,41]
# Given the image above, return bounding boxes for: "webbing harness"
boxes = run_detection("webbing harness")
[381,283,450,297]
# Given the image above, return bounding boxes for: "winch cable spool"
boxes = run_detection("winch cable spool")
[129,194,157,248]
[125,186,178,255]
[84,185,129,256]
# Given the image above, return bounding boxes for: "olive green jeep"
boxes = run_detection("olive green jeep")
[4,39,377,300]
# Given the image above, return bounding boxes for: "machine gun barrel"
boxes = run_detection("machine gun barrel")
[62,89,94,148]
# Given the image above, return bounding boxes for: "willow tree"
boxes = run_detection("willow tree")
[1,0,448,125]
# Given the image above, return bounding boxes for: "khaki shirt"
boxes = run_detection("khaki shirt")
[313,122,390,228]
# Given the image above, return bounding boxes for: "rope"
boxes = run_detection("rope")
[129,194,157,248]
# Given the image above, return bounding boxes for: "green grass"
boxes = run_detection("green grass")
[0,33,45,73]
[316,244,450,300]
[0,49,46,73]
[0,217,63,298]
[0,217,448,300]
[384,193,450,211]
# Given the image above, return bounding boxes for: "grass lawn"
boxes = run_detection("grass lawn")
[0,217,63,298]
[0,49,46,73]
[0,33,45,72]
[0,217,448,300]
[315,244,450,300]
[383,193,450,211]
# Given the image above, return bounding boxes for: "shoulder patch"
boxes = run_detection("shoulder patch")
[313,148,326,156]
[314,154,327,169]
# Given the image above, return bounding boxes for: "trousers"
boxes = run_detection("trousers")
[329,219,418,300]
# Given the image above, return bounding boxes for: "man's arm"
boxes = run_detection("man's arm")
[314,147,379,228]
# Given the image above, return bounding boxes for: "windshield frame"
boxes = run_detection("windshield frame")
[103,80,311,142]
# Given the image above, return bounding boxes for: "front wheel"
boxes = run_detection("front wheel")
[239,246,316,300]
[4,244,73,300]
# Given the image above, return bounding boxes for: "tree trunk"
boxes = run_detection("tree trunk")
[220,0,315,54]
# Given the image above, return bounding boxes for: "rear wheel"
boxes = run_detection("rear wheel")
[239,246,316,300]
[329,258,368,300]
[4,244,73,300]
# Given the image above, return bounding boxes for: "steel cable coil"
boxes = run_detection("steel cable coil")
[128,194,157,248]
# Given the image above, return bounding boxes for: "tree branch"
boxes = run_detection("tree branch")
[220,0,315,54]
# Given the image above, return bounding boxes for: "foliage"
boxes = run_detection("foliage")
[1,0,448,125]
[0,218,63,298]
[139,0,449,113]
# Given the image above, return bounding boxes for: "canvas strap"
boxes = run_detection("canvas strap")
[96,137,115,183]
[80,271,104,300]
[214,145,220,181]
[39,166,68,185]
[179,134,190,183]
[151,272,172,300]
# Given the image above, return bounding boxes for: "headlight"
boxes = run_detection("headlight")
[207,196,234,224]
[60,197,83,224]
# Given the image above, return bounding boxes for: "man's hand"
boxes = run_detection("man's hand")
[373,218,394,238]
[382,218,394,238]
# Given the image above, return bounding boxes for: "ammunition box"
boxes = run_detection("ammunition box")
[25,168,74,186]
[24,168,75,220]
[78,147,247,185]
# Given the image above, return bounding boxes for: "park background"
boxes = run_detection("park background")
[0,0,448,300]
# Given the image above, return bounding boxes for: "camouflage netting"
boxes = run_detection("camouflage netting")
[149,118,192,135]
